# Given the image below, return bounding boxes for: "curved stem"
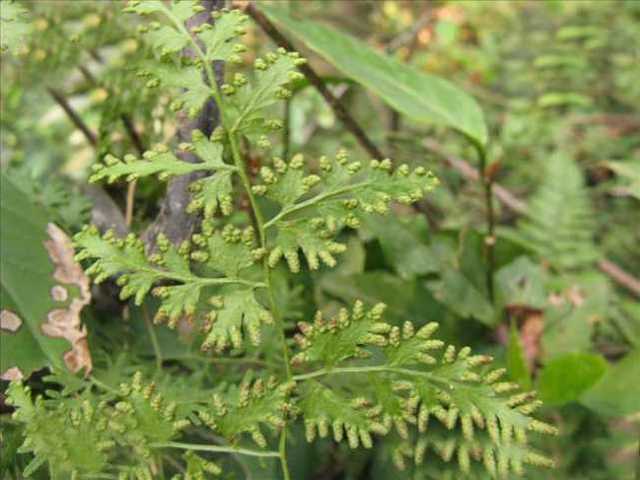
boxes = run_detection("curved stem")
[292,365,454,389]
[263,181,371,229]
[158,9,293,478]
[151,441,280,458]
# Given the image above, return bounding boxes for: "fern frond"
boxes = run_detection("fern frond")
[299,381,387,448]
[197,374,294,448]
[291,301,557,477]
[7,381,111,476]
[224,49,304,136]
[90,131,236,217]
[257,153,438,272]
[180,451,222,478]
[6,372,189,478]
[74,225,270,349]
[507,153,599,269]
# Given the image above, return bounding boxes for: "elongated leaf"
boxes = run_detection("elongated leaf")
[1,174,92,380]
[580,349,640,416]
[261,6,488,146]
[507,323,532,390]
[538,352,607,406]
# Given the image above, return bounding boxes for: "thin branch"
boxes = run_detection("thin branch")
[151,441,280,458]
[47,87,97,146]
[386,7,433,53]
[244,2,385,160]
[423,139,640,298]
[78,61,146,227]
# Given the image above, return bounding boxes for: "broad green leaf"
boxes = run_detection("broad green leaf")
[1,173,92,379]
[506,323,532,390]
[364,214,439,279]
[538,352,607,406]
[580,349,640,416]
[495,256,546,312]
[261,6,488,147]
[428,270,495,326]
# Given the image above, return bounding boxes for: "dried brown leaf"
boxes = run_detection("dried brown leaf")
[42,223,92,375]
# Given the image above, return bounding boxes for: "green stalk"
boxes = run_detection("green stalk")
[161,8,293,478]
[151,441,280,458]
[473,142,496,303]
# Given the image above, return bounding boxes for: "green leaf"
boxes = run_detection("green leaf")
[202,287,273,352]
[145,63,213,118]
[197,374,290,448]
[1,173,92,379]
[364,214,439,279]
[495,257,546,312]
[261,6,488,147]
[507,323,532,390]
[260,153,438,273]
[299,381,386,448]
[503,153,599,270]
[538,352,607,406]
[291,301,389,368]
[428,270,495,326]
[198,8,248,62]
[225,49,300,135]
[580,349,640,416]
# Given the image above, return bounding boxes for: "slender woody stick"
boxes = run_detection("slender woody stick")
[47,87,97,147]
[244,2,385,160]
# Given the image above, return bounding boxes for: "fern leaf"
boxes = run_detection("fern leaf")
[7,372,190,478]
[198,9,248,62]
[90,131,233,184]
[299,381,387,448]
[257,152,438,272]
[202,286,273,352]
[7,382,111,476]
[291,301,557,477]
[291,301,389,367]
[224,49,305,135]
[197,374,293,447]
[510,153,598,269]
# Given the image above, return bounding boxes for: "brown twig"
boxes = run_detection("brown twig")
[78,60,147,226]
[46,87,128,236]
[46,87,97,147]
[423,139,640,298]
[244,2,385,160]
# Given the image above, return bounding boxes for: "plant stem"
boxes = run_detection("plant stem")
[263,181,371,229]
[292,365,454,389]
[474,142,496,303]
[151,441,280,458]
[143,304,163,371]
[162,9,293,478]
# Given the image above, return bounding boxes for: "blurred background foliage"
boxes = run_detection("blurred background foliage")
[1,0,639,479]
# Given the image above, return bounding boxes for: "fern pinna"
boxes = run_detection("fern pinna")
[7,2,557,479]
